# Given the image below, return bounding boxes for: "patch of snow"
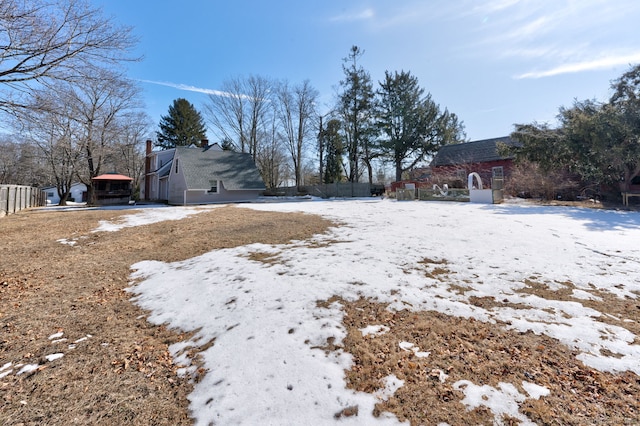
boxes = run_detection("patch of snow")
[0,363,12,379]
[92,206,213,232]
[522,381,550,399]
[360,324,390,337]
[398,341,430,358]
[45,353,64,362]
[120,199,640,424]
[453,380,538,426]
[430,368,449,383]
[48,332,64,340]
[571,289,602,301]
[16,364,40,375]
[375,374,405,401]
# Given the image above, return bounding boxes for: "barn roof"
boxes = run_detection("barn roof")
[176,146,265,191]
[431,136,519,167]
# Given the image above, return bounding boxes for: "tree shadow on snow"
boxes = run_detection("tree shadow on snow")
[485,204,640,232]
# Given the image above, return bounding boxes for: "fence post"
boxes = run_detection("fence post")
[0,186,7,217]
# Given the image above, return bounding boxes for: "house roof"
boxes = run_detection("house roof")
[157,160,173,178]
[431,136,519,167]
[176,146,266,191]
[92,173,133,181]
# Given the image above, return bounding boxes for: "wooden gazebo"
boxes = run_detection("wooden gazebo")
[91,173,133,205]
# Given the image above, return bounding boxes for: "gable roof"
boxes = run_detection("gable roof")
[176,146,265,191]
[157,160,173,178]
[431,136,519,167]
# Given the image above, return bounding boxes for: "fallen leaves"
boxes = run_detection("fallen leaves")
[334,296,640,425]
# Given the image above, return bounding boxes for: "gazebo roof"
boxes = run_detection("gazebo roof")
[92,173,133,181]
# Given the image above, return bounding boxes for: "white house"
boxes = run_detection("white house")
[143,141,266,205]
[42,182,87,205]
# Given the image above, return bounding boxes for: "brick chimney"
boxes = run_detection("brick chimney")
[144,139,152,200]
[201,139,209,149]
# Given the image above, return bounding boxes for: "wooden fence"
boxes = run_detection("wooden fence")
[0,185,47,217]
[268,183,384,198]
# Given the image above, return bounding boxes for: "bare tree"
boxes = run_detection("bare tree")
[104,110,153,199]
[67,67,143,203]
[0,0,138,114]
[14,66,145,204]
[204,75,274,160]
[14,88,81,204]
[255,109,288,190]
[275,79,318,188]
[0,135,50,185]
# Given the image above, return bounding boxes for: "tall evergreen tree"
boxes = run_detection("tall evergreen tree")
[320,119,344,183]
[336,46,376,183]
[156,98,207,149]
[375,70,465,182]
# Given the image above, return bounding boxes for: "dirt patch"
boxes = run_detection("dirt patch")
[0,205,334,425]
[332,297,640,425]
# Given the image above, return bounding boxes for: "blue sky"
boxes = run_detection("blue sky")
[95,0,640,142]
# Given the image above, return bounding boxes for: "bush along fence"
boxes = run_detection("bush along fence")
[0,185,47,217]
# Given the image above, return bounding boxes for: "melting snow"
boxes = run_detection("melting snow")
[31,198,640,425]
[360,325,390,337]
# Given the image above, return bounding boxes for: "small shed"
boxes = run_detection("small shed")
[92,173,133,205]
[42,182,87,205]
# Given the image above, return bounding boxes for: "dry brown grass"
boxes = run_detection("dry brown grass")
[332,297,640,425]
[1,205,333,425]
[2,203,640,425]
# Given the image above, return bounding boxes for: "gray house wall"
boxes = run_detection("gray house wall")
[172,182,263,205]
[165,147,264,205]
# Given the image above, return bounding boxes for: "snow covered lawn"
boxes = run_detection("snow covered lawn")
[121,199,640,425]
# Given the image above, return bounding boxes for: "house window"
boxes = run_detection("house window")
[208,180,218,193]
[175,159,179,174]
[492,166,504,179]
[47,191,54,197]
[456,169,466,181]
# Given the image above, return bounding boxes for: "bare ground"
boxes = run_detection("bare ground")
[2,203,640,425]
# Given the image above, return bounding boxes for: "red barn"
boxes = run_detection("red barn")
[430,136,519,188]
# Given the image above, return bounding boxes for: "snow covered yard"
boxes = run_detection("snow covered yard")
[122,199,640,425]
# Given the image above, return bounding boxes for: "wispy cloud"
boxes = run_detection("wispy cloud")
[481,0,523,13]
[462,0,640,79]
[515,52,640,79]
[140,80,245,99]
[329,8,375,23]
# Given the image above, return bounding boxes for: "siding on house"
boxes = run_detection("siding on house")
[146,150,175,201]
[145,144,266,205]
